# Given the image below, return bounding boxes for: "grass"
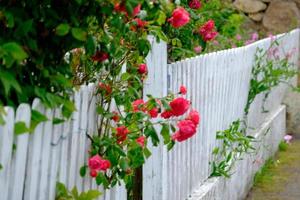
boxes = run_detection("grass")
[246,139,300,199]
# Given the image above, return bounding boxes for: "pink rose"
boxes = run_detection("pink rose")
[189,0,202,9]
[186,110,200,125]
[99,159,111,171]
[132,99,145,112]
[179,85,187,95]
[194,46,202,54]
[138,63,148,74]
[236,34,242,41]
[199,20,215,35]
[88,155,103,171]
[203,31,218,42]
[169,97,190,116]
[168,7,190,28]
[136,136,146,147]
[148,108,159,118]
[161,110,173,119]
[172,120,197,142]
[199,20,218,42]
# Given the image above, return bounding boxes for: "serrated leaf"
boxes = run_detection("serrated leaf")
[56,24,70,36]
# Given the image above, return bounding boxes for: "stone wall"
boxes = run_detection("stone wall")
[234,0,300,33]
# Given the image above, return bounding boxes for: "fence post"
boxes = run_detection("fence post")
[142,36,168,200]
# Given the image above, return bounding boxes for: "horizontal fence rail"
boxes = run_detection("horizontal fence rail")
[0,29,299,200]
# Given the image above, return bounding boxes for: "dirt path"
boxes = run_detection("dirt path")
[245,139,300,200]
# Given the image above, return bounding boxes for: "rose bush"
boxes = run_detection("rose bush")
[1,0,247,197]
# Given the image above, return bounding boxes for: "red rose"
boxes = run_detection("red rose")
[172,120,197,142]
[91,51,109,62]
[132,99,145,112]
[88,155,103,171]
[90,170,98,178]
[136,136,146,147]
[179,85,187,95]
[116,126,129,143]
[169,97,190,116]
[168,7,190,28]
[186,110,200,125]
[115,3,141,17]
[99,82,112,95]
[111,111,120,122]
[99,159,111,171]
[132,4,141,17]
[148,108,158,118]
[138,63,148,74]
[189,0,202,9]
[134,18,148,28]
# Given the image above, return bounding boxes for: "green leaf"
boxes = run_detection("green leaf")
[2,42,28,61]
[144,125,159,146]
[4,11,14,28]
[0,70,21,96]
[53,118,65,124]
[80,165,87,177]
[0,163,3,171]
[85,36,96,55]
[14,121,30,135]
[71,28,87,41]
[56,24,70,36]
[71,187,79,198]
[62,100,76,119]
[30,109,48,131]
[121,72,131,81]
[56,182,68,197]
[167,140,175,151]
[143,147,152,159]
[161,123,170,144]
[85,190,102,199]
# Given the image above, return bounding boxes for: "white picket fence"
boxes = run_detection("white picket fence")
[0,29,299,200]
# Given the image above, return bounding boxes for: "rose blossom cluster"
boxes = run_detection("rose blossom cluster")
[199,20,218,42]
[160,86,201,142]
[88,155,111,178]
